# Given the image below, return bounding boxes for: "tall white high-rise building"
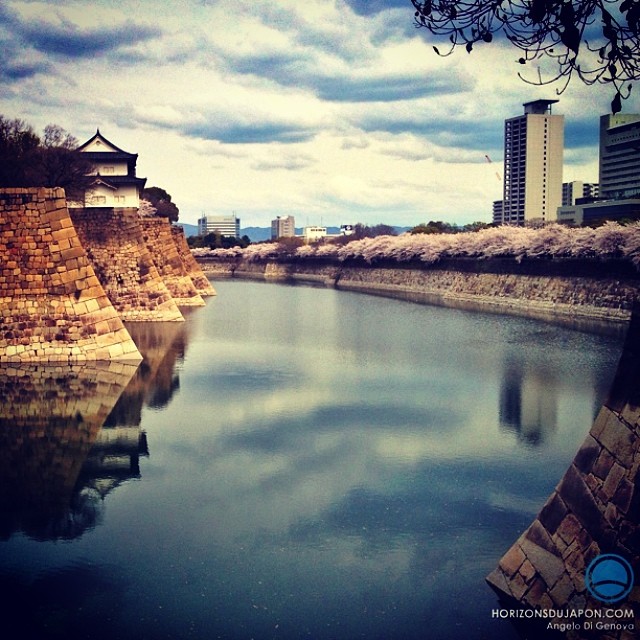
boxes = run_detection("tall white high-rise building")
[501,100,564,225]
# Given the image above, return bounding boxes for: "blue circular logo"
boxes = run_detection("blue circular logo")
[585,554,634,603]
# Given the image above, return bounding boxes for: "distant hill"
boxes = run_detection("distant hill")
[177,222,199,237]
[241,227,272,242]
[179,225,413,242]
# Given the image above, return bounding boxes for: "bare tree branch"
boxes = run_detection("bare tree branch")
[411,0,639,112]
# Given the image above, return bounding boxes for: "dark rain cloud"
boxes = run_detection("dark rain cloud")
[358,114,503,152]
[224,49,459,103]
[343,0,412,17]
[183,121,318,145]
[313,73,456,102]
[0,51,51,82]
[28,22,160,59]
[0,4,160,61]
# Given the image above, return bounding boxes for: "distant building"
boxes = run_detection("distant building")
[198,215,240,237]
[303,226,327,243]
[271,215,296,239]
[492,200,504,226]
[599,113,640,200]
[73,129,146,208]
[562,181,599,206]
[501,100,564,225]
[557,113,640,225]
[557,199,640,226]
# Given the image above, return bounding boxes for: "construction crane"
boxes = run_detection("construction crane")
[484,155,502,182]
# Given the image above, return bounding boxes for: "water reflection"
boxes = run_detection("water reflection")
[500,358,558,445]
[0,362,138,541]
[499,348,614,446]
[0,321,191,543]
[0,281,626,640]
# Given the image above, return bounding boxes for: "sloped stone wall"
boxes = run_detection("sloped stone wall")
[198,257,638,324]
[0,188,142,363]
[487,305,640,638]
[140,217,205,306]
[171,225,216,297]
[70,207,184,321]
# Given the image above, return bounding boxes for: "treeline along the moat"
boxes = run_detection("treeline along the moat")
[195,222,640,326]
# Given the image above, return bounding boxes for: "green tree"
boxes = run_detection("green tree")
[411,0,639,112]
[142,186,180,223]
[461,221,493,232]
[410,220,458,234]
[353,223,398,239]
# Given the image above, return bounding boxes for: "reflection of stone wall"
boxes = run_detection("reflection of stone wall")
[70,207,184,321]
[140,218,204,306]
[0,361,137,540]
[104,321,189,428]
[0,188,142,363]
[171,226,216,297]
[487,306,640,637]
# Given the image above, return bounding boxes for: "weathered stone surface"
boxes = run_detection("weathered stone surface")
[499,543,526,577]
[519,537,566,589]
[198,257,638,324]
[0,188,142,363]
[574,435,601,474]
[171,226,216,297]
[140,217,205,306]
[70,207,184,321]
[559,464,612,546]
[539,492,568,535]
[487,303,640,640]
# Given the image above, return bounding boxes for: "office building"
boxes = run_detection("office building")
[197,215,240,237]
[492,200,504,226]
[501,100,564,225]
[562,181,599,206]
[557,113,640,225]
[271,215,296,239]
[599,114,640,200]
[303,226,327,243]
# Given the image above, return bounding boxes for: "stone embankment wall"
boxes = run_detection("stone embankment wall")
[198,256,639,324]
[70,207,184,321]
[172,226,216,297]
[140,217,205,306]
[487,305,640,639]
[0,188,142,363]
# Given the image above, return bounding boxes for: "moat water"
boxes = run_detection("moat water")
[0,279,626,639]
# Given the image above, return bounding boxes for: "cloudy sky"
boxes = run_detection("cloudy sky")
[1,0,636,228]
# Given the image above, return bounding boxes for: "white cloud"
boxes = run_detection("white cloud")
[1,0,634,228]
